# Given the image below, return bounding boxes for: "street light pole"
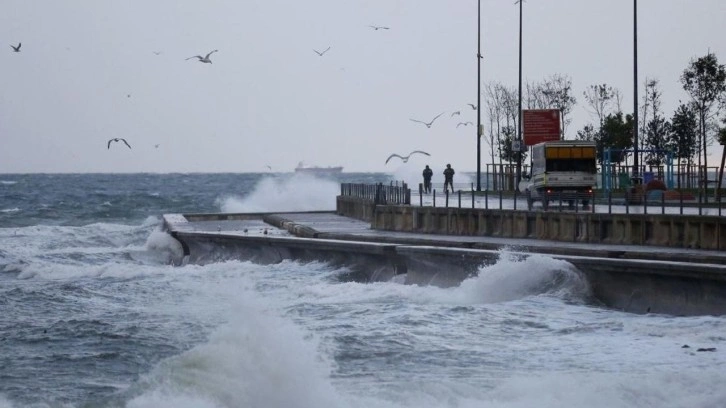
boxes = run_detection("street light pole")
[516,0,523,186]
[633,0,639,182]
[476,0,482,191]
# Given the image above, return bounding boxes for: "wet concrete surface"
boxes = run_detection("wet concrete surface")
[165,211,726,265]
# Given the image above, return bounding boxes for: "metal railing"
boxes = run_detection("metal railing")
[342,183,725,217]
[341,182,411,205]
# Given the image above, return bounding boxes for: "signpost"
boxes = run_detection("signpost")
[522,109,561,146]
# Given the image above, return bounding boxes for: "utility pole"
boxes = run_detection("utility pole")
[633,0,640,183]
[476,0,482,191]
[516,0,523,186]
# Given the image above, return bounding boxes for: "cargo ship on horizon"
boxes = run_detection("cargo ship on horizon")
[294,161,344,175]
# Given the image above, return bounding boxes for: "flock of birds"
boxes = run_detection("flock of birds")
[409,102,477,130]
[8,41,219,151]
[10,22,477,168]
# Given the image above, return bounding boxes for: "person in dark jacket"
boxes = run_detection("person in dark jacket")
[443,163,455,193]
[422,165,433,193]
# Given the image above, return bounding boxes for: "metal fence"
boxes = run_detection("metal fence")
[341,182,411,205]
[341,182,726,217]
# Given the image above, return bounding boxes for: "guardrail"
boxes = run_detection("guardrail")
[339,182,725,216]
[439,188,723,216]
[341,182,411,206]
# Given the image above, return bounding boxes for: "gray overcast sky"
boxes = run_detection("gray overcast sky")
[1,0,724,173]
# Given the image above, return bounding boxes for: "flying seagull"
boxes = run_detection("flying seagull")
[186,49,218,63]
[450,111,461,117]
[385,150,430,165]
[368,25,389,30]
[410,112,444,128]
[153,51,162,55]
[467,103,477,110]
[10,43,21,52]
[457,121,474,128]
[313,46,331,56]
[107,138,131,149]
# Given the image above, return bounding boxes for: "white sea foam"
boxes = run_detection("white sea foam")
[454,251,591,303]
[302,251,588,306]
[143,228,184,263]
[124,258,726,408]
[128,291,346,408]
[218,174,340,213]
[0,395,14,408]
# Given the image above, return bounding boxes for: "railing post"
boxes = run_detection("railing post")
[458,190,461,208]
[485,189,489,210]
[445,190,449,208]
[644,189,648,215]
[680,190,684,215]
[661,189,665,215]
[699,192,703,216]
[433,190,436,207]
[499,189,503,210]
[608,190,612,214]
[575,193,579,213]
[471,185,475,209]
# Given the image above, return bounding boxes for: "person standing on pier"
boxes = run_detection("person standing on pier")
[422,165,433,193]
[443,163,455,193]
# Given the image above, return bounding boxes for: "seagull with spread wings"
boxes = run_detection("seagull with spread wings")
[467,103,477,110]
[107,138,131,149]
[409,112,444,128]
[186,49,218,63]
[385,150,430,165]
[313,46,331,56]
[368,25,389,30]
[457,122,474,128]
[10,43,21,52]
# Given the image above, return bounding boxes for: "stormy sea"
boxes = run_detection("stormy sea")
[1,172,725,408]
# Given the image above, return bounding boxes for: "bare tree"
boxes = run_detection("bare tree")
[483,82,505,169]
[525,80,546,110]
[539,74,577,138]
[583,84,617,127]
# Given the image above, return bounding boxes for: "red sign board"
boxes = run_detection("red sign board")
[523,109,561,146]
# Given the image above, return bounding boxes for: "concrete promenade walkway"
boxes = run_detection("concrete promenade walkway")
[168,211,726,265]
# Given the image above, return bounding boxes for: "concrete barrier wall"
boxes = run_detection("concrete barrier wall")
[337,196,376,222]
[167,227,726,316]
[354,201,726,251]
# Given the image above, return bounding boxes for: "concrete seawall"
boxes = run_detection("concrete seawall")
[337,196,726,250]
[164,211,726,316]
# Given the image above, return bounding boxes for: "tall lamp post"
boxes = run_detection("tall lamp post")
[632,0,640,182]
[516,0,523,186]
[476,0,482,191]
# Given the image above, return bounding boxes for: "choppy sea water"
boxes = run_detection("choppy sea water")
[1,173,725,408]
